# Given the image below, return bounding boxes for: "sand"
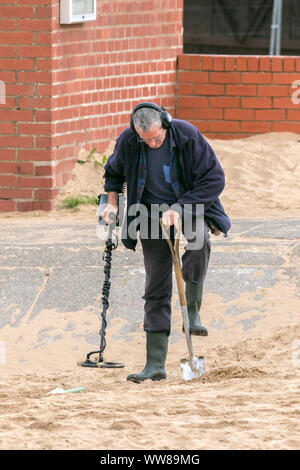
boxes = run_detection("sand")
[210,132,300,218]
[0,132,299,450]
[2,131,299,222]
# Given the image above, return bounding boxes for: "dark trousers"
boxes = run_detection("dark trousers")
[140,219,211,334]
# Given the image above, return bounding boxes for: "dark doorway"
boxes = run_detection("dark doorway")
[183,0,300,55]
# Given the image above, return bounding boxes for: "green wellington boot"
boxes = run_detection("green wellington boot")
[184,282,208,336]
[127,331,168,383]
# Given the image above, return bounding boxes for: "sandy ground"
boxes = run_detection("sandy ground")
[2,131,299,222]
[0,301,299,450]
[0,132,299,450]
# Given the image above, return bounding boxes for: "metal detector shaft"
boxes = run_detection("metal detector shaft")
[98,222,114,359]
[85,222,114,363]
[78,214,124,368]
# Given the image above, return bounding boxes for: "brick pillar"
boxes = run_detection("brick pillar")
[0,0,53,212]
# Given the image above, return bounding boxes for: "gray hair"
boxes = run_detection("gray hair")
[132,107,162,132]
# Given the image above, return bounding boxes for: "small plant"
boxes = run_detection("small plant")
[77,148,107,168]
[60,195,98,210]
[87,147,97,161]
[95,154,107,168]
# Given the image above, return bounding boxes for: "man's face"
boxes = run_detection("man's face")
[136,124,166,149]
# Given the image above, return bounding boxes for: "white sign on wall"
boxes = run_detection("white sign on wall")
[60,0,96,24]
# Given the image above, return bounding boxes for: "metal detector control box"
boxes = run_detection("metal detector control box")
[97,193,125,227]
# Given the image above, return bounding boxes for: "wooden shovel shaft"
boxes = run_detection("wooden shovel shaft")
[173,248,195,359]
[173,254,187,307]
[160,221,195,360]
[160,223,186,306]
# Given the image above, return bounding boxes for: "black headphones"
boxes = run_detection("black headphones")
[130,102,172,134]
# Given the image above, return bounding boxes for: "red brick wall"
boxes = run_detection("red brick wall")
[176,54,300,139]
[0,0,183,212]
[0,0,53,212]
[51,0,182,186]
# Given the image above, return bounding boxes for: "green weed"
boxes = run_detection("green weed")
[77,148,107,168]
[60,195,98,210]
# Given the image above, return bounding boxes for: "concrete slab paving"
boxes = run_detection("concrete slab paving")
[0,217,299,352]
[238,218,300,240]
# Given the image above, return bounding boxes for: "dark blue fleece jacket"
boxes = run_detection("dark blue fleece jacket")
[104,119,231,250]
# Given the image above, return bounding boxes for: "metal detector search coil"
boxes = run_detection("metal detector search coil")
[78,357,124,369]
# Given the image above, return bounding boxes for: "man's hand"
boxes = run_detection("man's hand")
[101,203,118,225]
[161,210,180,230]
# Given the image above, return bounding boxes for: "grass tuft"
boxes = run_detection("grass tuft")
[60,195,98,210]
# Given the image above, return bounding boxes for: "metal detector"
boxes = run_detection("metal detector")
[78,193,125,369]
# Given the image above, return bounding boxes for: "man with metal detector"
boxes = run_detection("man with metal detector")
[101,102,230,383]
